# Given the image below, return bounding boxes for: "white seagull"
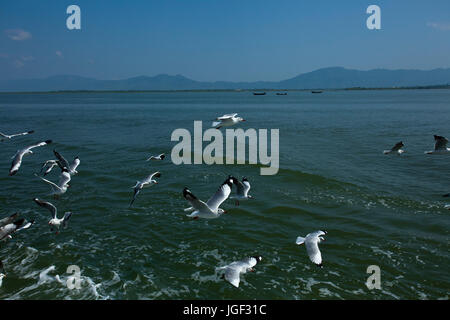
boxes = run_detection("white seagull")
[39,159,60,176]
[0,130,34,141]
[183,176,235,219]
[425,135,450,154]
[383,141,405,155]
[296,230,327,267]
[35,168,71,197]
[53,150,80,175]
[0,218,35,241]
[146,153,165,161]
[33,198,73,234]
[230,177,253,205]
[9,140,52,176]
[218,256,262,288]
[212,113,245,129]
[130,171,161,207]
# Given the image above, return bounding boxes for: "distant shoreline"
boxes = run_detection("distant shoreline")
[0,84,448,94]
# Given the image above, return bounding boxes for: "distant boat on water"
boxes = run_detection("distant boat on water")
[253,92,266,95]
[311,90,323,94]
[276,92,288,95]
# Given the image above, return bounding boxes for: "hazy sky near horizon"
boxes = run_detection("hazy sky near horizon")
[0,0,449,82]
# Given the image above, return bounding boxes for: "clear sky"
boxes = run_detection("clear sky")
[0,0,449,82]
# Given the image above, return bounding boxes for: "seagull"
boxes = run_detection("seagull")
[33,198,73,234]
[230,177,253,206]
[296,230,327,268]
[383,141,405,155]
[53,150,80,175]
[0,213,19,228]
[9,140,52,176]
[129,171,161,207]
[212,113,245,129]
[146,153,165,161]
[218,256,262,288]
[0,218,35,241]
[39,160,61,176]
[425,135,450,154]
[0,260,5,287]
[35,168,71,197]
[0,130,34,141]
[445,204,450,210]
[183,176,235,219]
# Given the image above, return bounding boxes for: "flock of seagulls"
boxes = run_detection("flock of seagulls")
[1,130,80,285]
[383,135,450,155]
[0,121,449,290]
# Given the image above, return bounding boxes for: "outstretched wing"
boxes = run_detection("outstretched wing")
[8,130,34,138]
[206,178,233,211]
[28,140,52,150]
[217,113,237,120]
[141,171,161,184]
[434,135,448,151]
[224,265,241,288]
[183,188,210,212]
[0,213,19,228]
[33,198,57,219]
[62,212,72,228]
[53,150,70,169]
[391,141,404,151]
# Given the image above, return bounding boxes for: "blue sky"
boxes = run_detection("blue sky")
[0,0,449,81]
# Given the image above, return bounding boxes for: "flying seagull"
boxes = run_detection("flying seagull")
[183,176,235,219]
[0,218,35,241]
[35,168,71,197]
[296,230,327,268]
[445,204,450,210]
[39,160,61,176]
[146,153,165,161]
[33,198,73,234]
[230,177,253,205]
[212,113,245,129]
[0,213,19,229]
[383,141,405,155]
[53,150,80,175]
[9,140,52,176]
[0,130,34,141]
[218,256,262,288]
[425,135,450,154]
[130,171,161,207]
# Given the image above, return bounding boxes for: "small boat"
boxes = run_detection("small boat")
[276,92,288,95]
[311,90,323,94]
[253,92,266,95]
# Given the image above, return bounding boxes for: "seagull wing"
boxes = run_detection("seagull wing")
[35,174,62,191]
[9,151,26,176]
[27,140,52,150]
[434,135,448,151]
[33,198,57,219]
[141,171,161,184]
[391,141,404,151]
[53,150,70,169]
[8,130,34,138]
[217,113,237,120]
[183,188,211,212]
[233,179,246,196]
[69,158,80,172]
[62,212,72,228]
[206,179,232,212]
[223,263,242,288]
[57,171,71,188]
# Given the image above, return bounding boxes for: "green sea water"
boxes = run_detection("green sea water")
[0,89,448,299]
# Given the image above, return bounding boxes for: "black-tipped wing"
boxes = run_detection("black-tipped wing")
[391,141,404,151]
[183,188,210,212]
[434,135,448,151]
[53,150,70,169]
[0,213,19,228]
[33,198,57,219]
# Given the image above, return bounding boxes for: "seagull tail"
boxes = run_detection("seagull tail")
[295,236,305,245]
[212,121,221,127]
[383,150,391,154]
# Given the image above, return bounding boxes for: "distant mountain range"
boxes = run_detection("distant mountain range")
[1,67,449,92]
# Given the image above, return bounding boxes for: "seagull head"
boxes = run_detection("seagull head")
[218,208,227,215]
[238,117,245,122]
